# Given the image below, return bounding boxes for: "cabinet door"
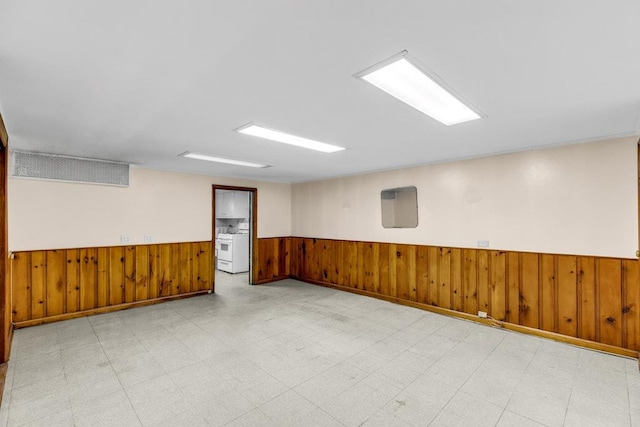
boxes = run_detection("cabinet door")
[219,191,234,217]
[232,192,250,218]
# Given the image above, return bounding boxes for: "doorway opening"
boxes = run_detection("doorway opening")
[212,185,257,290]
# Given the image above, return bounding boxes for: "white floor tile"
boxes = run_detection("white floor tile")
[322,375,402,426]
[23,408,74,427]
[564,391,631,427]
[126,375,191,425]
[7,390,71,426]
[295,361,368,406]
[4,275,636,427]
[381,374,457,426]
[259,390,317,424]
[72,389,140,427]
[430,390,503,427]
[506,388,568,427]
[496,410,545,427]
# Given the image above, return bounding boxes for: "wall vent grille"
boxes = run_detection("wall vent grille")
[12,151,129,186]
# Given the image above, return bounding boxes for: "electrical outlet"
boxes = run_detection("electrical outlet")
[478,311,488,319]
[120,234,131,244]
[144,234,153,243]
[477,240,490,248]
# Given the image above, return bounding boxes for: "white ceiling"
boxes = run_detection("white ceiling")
[1,1,639,183]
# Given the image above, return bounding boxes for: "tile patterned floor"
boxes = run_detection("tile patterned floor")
[0,271,638,426]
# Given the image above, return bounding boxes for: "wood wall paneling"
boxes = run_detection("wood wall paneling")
[289,237,640,355]
[11,241,213,326]
[11,236,640,355]
[255,237,290,284]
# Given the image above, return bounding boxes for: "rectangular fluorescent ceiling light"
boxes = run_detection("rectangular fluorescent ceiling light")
[355,51,482,125]
[236,123,345,153]
[179,152,270,168]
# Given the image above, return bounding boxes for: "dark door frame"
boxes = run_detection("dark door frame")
[212,185,258,287]
[0,113,9,363]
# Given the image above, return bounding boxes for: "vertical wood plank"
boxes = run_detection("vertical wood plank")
[477,250,490,313]
[302,239,311,281]
[280,238,290,278]
[45,250,66,316]
[290,238,299,278]
[31,251,46,319]
[11,252,31,322]
[264,239,275,281]
[407,245,417,302]
[124,246,136,303]
[179,243,192,294]
[171,243,181,295]
[556,255,577,337]
[321,240,330,283]
[356,241,365,291]
[363,243,379,293]
[148,244,160,299]
[438,247,452,309]
[540,254,556,332]
[158,244,171,297]
[622,259,640,351]
[395,245,415,301]
[198,242,212,291]
[388,244,397,297]
[372,243,381,293]
[136,245,150,301]
[450,248,463,312]
[378,243,390,296]
[577,256,596,342]
[506,252,520,324]
[462,249,478,315]
[66,249,80,314]
[272,238,281,279]
[108,247,124,306]
[597,258,623,347]
[96,248,109,308]
[313,239,322,283]
[427,246,439,306]
[416,246,429,304]
[520,253,539,329]
[348,242,360,288]
[490,251,506,321]
[333,240,344,286]
[80,248,97,311]
[191,243,200,293]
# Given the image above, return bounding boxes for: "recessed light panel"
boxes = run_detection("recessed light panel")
[355,51,482,125]
[179,152,270,168]
[236,123,345,153]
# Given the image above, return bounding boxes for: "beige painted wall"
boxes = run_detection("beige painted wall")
[292,136,638,258]
[9,167,291,251]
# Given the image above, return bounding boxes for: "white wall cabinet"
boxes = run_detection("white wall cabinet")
[217,190,250,219]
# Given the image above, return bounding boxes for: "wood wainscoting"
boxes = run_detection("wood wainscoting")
[290,237,640,357]
[11,241,213,327]
[255,237,291,284]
